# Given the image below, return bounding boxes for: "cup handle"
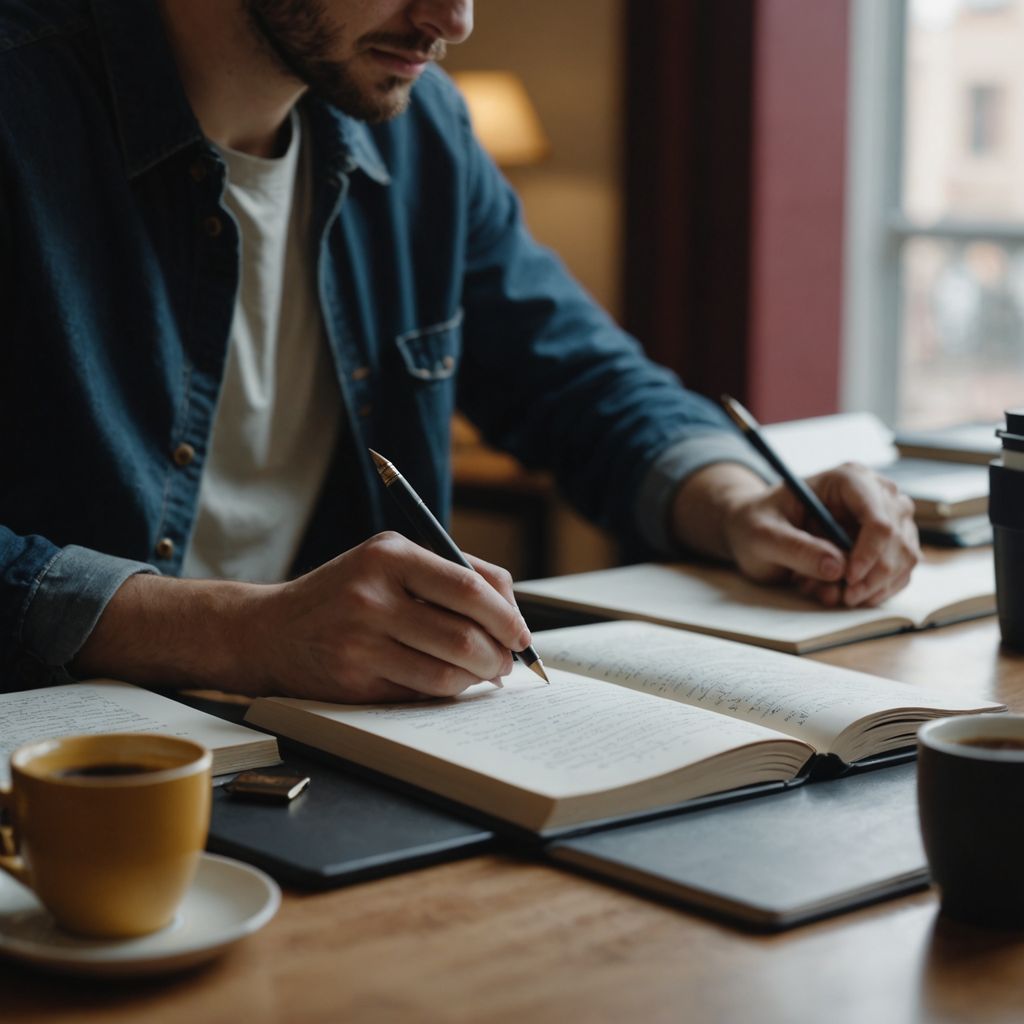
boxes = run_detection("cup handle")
[0,786,29,885]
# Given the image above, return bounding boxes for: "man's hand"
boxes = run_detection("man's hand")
[247,532,530,701]
[671,462,920,607]
[74,532,532,702]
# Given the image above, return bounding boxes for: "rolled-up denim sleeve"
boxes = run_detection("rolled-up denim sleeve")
[1,527,157,690]
[635,434,779,555]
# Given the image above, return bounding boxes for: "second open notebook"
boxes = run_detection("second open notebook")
[515,551,995,654]
[244,621,1002,836]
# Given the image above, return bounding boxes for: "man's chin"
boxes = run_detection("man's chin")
[313,76,414,123]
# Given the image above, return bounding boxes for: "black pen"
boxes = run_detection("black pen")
[721,395,854,552]
[368,449,550,684]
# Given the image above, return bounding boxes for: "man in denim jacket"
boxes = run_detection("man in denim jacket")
[0,0,918,699]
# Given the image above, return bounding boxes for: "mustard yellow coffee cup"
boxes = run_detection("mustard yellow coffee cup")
[0,733,212,939]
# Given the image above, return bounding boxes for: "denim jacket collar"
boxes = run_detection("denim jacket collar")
[304,97,391,186]
[89,0,390,186]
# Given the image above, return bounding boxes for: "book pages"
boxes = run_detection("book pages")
[536,621,1002,756]
[255,664,808,800]
[0,680,277,783]
[517,553,994,651]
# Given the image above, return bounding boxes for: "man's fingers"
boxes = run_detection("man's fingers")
[796,575,843,608]
[745,514,848,584]
[370,637,486,698]
[465,553,518,606]
[845,528,919,606]
[399,547,531,653]
[841,497,919,605]
[852,568,914,609]
[797,467,919,605]
[389,595,513,682]
[255,533,527,703]
[810,467,917,584]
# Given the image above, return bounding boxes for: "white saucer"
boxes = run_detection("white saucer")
[0,852,280,977]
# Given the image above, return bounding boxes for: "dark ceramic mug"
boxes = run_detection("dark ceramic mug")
[918,714,1024,927]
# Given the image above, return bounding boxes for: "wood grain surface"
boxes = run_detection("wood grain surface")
[5,555,1023,1024]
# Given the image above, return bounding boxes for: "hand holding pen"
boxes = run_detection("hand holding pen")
[721,396,853,551]
[370,450,549,683]
[719,395,920,608]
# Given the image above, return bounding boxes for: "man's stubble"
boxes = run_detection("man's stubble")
[243,0,444,123]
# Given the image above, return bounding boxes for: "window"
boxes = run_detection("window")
[967,84,1003,155]
[843,0,1024,428]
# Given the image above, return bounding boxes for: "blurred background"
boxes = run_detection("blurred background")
[442,0,1024,576]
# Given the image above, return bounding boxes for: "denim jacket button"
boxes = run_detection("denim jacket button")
[358,404,372,418]
[203,215,223,238]
[155,538,175,560]
[172,442,195,467]
[351,366,371,381]
[188,160,208,183]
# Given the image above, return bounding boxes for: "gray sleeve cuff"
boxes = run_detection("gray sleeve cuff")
[635,434,779,555]
[20,545,159,667]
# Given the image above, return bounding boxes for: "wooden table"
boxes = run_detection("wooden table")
[5,618,1024,1024]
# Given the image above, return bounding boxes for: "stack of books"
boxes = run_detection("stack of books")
[892,422,999,546]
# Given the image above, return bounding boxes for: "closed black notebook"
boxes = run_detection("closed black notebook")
[206,746,495,889]
[546,763,928,931]
[175,693,495,889]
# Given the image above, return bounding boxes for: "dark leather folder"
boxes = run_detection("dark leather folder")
[546,762,928,930]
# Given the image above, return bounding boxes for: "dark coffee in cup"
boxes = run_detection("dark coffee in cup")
[958,737,1024,752]
[58,763,160,778]
[918,714,1024,927]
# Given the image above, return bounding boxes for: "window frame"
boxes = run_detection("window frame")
[842,0,1024,425]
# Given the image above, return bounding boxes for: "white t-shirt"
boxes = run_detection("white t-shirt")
[183,112,340,583]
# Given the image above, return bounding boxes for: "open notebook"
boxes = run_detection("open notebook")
[0,680,279,784]
[516,550,995,654]
[244,621,1001,835]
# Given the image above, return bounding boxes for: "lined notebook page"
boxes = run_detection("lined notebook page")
[537,621,1001,753]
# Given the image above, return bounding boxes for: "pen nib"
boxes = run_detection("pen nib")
[528,660,550,684]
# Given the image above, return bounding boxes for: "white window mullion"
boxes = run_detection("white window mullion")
[841,0,908,425]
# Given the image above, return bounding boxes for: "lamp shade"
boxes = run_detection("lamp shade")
[451,71,549,167]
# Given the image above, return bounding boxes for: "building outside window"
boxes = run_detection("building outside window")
[844,0,1024,428]
[967,83,1003,155]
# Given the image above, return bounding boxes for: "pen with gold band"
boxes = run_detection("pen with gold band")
[369,449,550,683]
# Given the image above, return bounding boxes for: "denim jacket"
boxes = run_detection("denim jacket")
[0,0,766,689]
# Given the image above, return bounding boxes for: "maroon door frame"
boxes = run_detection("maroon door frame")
[623,0,850,422]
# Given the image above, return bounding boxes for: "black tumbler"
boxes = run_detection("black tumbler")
[990,409,1024,650]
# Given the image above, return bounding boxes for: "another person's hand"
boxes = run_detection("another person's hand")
[672,462,920,607]
[75,532,531,703]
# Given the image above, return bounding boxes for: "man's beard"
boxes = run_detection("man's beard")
[243,0,445,123]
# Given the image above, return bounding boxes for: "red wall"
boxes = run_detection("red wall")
[747,0,850,422]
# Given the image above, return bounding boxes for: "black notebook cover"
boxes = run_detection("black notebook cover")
[206,746,496,889]
[546,762,928,931]
[174,693,495,889]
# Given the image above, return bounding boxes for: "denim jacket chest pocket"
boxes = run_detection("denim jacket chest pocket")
[394,309,463,384]
[388,309,464,472]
